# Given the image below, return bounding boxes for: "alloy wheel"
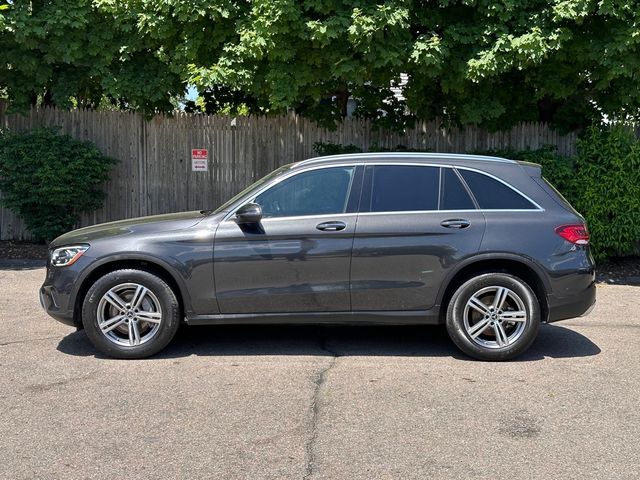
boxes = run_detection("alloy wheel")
[463,286,528,349]
[96,283,163,347]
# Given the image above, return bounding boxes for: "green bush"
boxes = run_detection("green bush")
[372,144,431,153]
[571,125,640,260]
[312,142,363,156]
[475,146,575,198]
[313,142,431,156]
[0,128,116,241]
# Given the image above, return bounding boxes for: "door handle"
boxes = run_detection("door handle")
[440,219,470,229]
[316,221,347,231]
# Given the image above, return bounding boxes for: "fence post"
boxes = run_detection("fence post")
[138,113,147,217]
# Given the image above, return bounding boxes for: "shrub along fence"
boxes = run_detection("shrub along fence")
[0,103,579,241]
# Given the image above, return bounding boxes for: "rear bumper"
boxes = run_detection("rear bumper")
[546,281,596,323]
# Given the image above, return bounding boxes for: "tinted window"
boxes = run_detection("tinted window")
[459,170,535,210]
[255,167,355,218]
[536,176,575,212]
[367,165,439,212]
[441,168,476,210]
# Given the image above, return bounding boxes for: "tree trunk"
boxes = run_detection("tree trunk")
[335,86,349,118]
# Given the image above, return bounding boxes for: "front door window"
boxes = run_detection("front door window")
[255,167,356,218]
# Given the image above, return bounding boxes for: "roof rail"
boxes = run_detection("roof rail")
[294,152,516,167]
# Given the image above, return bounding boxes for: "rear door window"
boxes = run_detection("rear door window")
[458,170,536,210]
[364,165,439,212]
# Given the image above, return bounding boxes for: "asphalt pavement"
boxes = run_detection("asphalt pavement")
[1,266,639,479]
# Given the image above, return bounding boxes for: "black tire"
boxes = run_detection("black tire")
[446,273,540,361]
[82,269,180,359]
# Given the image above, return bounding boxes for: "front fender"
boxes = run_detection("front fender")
[73,253,194,313]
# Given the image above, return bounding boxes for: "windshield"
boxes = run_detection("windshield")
[213,164,294,213]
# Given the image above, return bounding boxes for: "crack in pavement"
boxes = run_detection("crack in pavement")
[0,335,59,347]
[26,372,96,393]
[303,336,340,480]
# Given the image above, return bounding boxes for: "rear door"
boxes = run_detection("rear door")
[350,164,486,311]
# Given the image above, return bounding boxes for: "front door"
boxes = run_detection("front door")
[214,165,361,314]
[350,164,486,311]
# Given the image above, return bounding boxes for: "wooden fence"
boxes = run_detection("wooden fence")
[0,104,579,241]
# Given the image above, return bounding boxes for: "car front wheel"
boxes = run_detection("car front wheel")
[82,269,181,359]
[446,273,540,361]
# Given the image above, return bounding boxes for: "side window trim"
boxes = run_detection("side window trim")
[437,167,443,211]
[344,165,365,214]
[360,165,373,213]
[451,167,480,210]
[222,161,543,221]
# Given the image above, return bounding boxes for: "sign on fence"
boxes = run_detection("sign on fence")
[191,149,208,172]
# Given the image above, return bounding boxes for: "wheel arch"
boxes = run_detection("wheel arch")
[72,255,189,327]
[437,254,550,322]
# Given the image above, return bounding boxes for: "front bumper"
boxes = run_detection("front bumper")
[546,280,596,323]
[39,284,76,326]
[40,256,92,328]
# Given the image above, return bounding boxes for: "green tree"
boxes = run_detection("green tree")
[186,0,413,127]
[183,0,640,130]
[2,1,640,130]
[405,0,640,131]
[0,0,183,112]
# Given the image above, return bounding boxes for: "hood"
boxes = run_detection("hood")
[50,211,210,248]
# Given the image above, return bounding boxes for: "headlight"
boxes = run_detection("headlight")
[50,245,89,267]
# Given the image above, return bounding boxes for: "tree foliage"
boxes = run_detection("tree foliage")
[0,0,183,111]
[1,1,640,130]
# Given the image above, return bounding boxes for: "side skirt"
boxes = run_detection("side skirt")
[186,309,442,326]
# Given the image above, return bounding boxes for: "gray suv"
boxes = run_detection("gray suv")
[40,153,596,360]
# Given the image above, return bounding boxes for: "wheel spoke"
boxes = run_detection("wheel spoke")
[468,318,491,338]
[499,310,527,322]
[100,314,127,333]
[492,287,509,311]
[494,322,509,347]
[467,296,490,315]
[128,320,141,346]
[131,285,149,310]
[135,310,161,323]
[104,290,127,311]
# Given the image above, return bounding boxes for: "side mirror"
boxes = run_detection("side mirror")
[235,203,263,224]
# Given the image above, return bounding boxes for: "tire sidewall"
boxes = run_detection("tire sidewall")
[82,269,180,359]
[446,273,540,361]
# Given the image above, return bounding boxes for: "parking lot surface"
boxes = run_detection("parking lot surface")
[1,266,639,479]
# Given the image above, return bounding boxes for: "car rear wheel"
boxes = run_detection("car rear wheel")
[446,273,540,361]
[82,269,180,359]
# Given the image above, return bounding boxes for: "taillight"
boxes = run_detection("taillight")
[555,224,589,245]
